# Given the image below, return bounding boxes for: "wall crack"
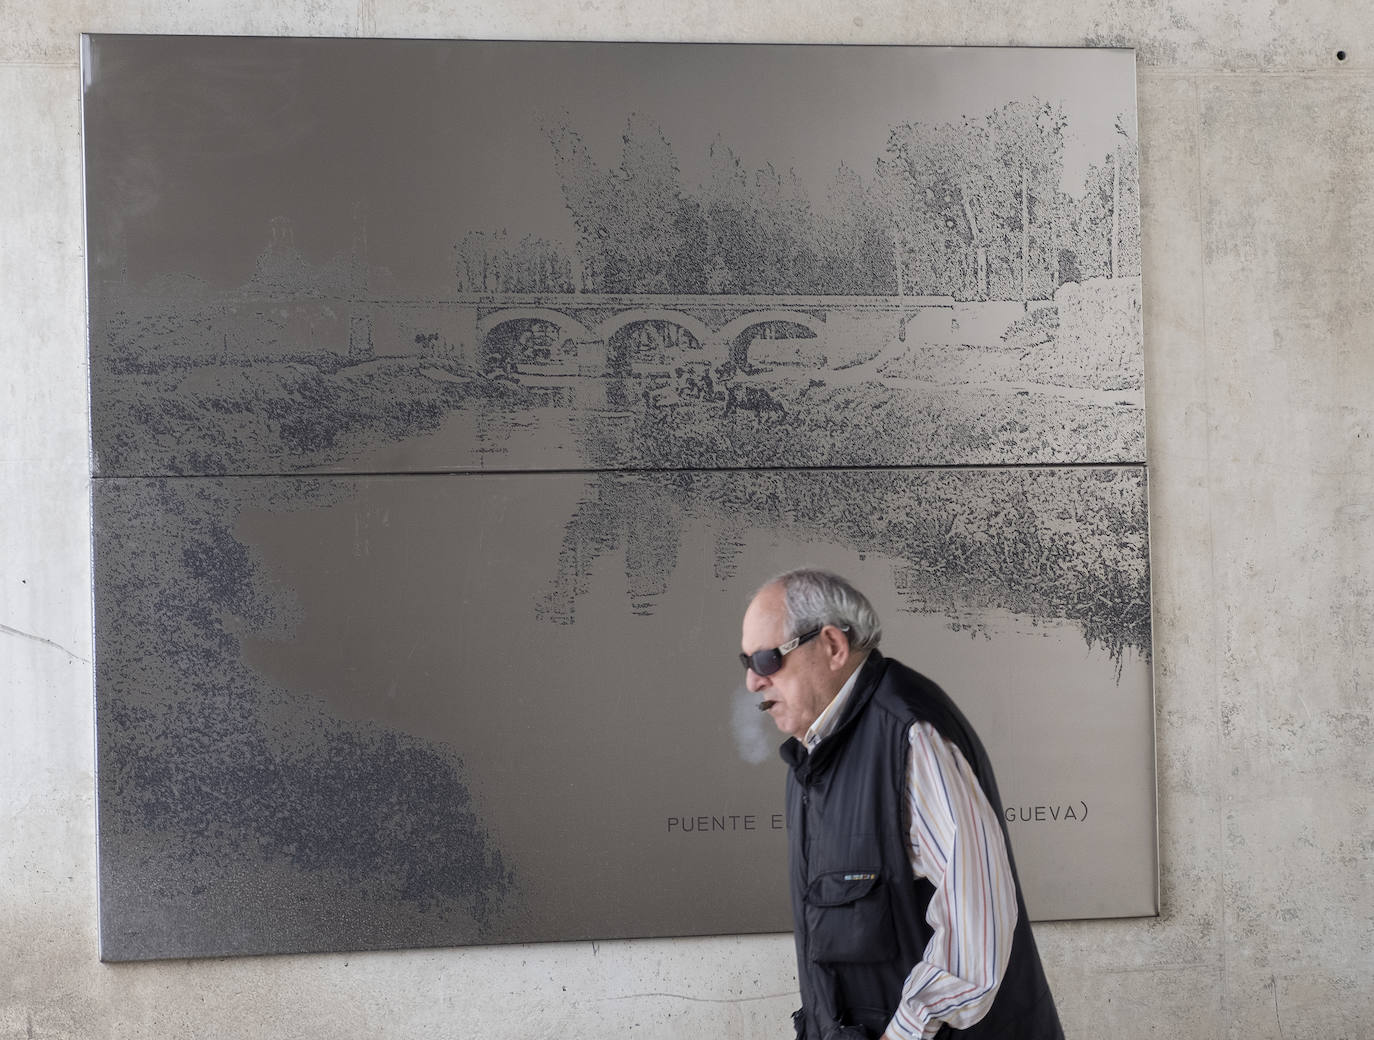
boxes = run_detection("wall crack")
[0,623,88,664]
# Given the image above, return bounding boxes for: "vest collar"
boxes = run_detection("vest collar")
[780,650,886,778]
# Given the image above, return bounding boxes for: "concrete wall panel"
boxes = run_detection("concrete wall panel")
[360,0,1374,71]
[1223,970,1374,1040]
[1,5,360,64]
[0,68,87,466]
[10,0,1374,68]
[1024,76,1222,1023]
[1195,72,1374,1033]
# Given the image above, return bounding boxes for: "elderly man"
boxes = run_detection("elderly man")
[742,569,1063,1040]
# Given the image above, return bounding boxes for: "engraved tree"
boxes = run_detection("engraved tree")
[1065,116,1141,281]
[611,113,688,292]
[549,114,692,293]
[816,161,894,295]
[982,100,1068,303]
[886,117,997,300]
[547,120,614,291]
[455,229,574,293]
[750,161,820,294]
[699,135,767,294]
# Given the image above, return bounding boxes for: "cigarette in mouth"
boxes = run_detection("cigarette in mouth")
[757,700,776,711]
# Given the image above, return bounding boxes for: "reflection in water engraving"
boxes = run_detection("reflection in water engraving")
[539,467,1150,667]
[94,479,517,961]
[94,464,1151,958]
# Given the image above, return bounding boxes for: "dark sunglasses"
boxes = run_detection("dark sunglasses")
[739,627,824,677]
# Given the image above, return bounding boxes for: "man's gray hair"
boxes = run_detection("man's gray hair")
[771,569,882,653]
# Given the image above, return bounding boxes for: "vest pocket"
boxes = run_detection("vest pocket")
[803,868,897,963]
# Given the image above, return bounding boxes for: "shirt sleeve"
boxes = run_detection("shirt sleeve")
[883,721,1019,1040]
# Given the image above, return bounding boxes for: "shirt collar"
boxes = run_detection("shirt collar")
[803,652,869,754]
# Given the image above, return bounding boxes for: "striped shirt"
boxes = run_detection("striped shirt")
[804,659,1017,1040]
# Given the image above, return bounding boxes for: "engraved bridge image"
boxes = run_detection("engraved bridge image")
[91,239,1141,475]
[381,291,954,404]
[86,36,1145,479]
[84,36,1155,960]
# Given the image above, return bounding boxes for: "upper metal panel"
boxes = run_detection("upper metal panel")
[83,36,1143,476]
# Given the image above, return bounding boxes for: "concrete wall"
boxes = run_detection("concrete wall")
[3,3,1372,1037]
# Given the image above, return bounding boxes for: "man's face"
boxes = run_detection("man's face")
[741,583,847,741]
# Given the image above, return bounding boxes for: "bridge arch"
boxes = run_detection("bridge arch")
[594,309,718,376]
[717,310,825,368]
[476,308,597,346]
[476,308,602,373]
[595,309,714,352]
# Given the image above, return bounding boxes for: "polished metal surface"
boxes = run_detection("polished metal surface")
[84,35,1152,960]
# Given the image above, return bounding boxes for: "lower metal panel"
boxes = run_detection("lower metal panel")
[93,466,1155,960]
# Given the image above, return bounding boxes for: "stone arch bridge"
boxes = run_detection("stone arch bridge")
[368,292,954,376]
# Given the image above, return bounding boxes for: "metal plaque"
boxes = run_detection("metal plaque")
[83,35,1152,960]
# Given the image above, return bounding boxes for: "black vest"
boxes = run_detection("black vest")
[783,652,1064,1040]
